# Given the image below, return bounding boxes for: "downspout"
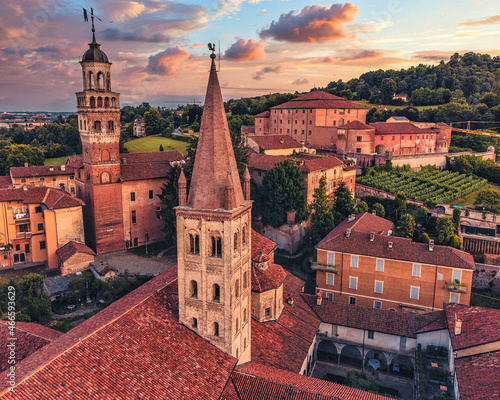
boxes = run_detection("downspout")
[432,263,438,311]
[340,251,344,297]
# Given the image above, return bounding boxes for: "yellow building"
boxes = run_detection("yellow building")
[0,186,85,270]
[10,164,76,195]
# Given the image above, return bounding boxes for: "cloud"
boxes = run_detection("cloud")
[101,1,146,22]
[214,0,264,18]
[100,27,171,43]
[259,3,359,43]
[412,50,452,61]
[292,77,310,85]
[322,50,385,63]
[458,15,500,27]
[224,39,265,61]
[146,46,192,75]
[253,64,287,80]
[190,42,206,49]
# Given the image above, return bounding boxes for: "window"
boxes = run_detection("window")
[37,223,43,231]
[327,293,333,301]
[265,307,271,317]
[368,330,374,339]
[326,273,334,286]
[349,296,356,305]
[410,136,412,140]
[351,255,358,268]
[25,244,30,254]
[402,136,405,140]
[39,241,46,250]
[235,280,240,298]
[400,336,407,349]
[374,301,382,309]
[349,277,358,290]
[376,259,384,272]
[327,252,335,267]
[108,120,114,130]
[452,269,462,283]
[21,178,26,183]
[234,232,238,253]
[243,271,248,288]
[410,286,419,300]
[412,264,421,277]
[15,244,20,251]
[357,136,362,142]
[375,281,383,294]
[392,136,395,141]
[236,318,239,332]
[437,273,443,281]
[130,192,135,201]
[244,337,247,349]
[213,284,220,302]
[190,280,198,299]
[149,190,154,199]
[211,237,222,257]
[192,318,198,329]
[189,234,199,254]
[356,148,361,153]
[450,293,459,303]
[244,308,247,321]
[39,177,44,182]
[133,238,138,247]
[131,210,137,224]
[94,120,101,131]
[242,225,247,245]
[214,322,219,336]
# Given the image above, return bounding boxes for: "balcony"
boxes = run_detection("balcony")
[16,232,32,239]
[444,281,468,293]
[13,211,29,220]
[311,262,340,273]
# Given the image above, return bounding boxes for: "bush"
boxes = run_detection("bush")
[25,297,52,322]
[16,313,31,322]
[420,232,430,243]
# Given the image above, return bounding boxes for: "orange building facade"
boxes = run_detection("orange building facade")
[314,213,474,313]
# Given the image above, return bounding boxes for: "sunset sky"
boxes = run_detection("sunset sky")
[1,0,499,111]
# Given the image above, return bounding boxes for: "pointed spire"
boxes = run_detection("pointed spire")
[178,168,187,207]
[187,48,244,210]
[243,167,250,201]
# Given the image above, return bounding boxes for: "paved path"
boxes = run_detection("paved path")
[52,305,97,320]
[94,250,177,275]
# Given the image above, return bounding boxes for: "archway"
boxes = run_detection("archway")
[365,349,388,373]
[375,144,386,155]
[390,355,414,379]
[340,345,362,368]
[317,341,338,363]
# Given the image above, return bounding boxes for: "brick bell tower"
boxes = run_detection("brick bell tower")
[75,18,125,253]
[176,47,252,364]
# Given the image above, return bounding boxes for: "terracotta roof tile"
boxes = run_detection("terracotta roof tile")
[249,153,344,174]
[249,135,302,150]
[0,176,12,188]
[0,186,84,209]
[119,151,183,165]
[454,351,500,400]
[444,303,500,350]
[370,122,435,135]
[342,120,374,130]
[255,111,270,118]
[251,263,287,292]
[66,157,83,169]
[10,165,74,178]
[251,230,277,260]
[56,241,95,263]
[272,91,367,110]
[303,295,446,338]
[119,151,184,181]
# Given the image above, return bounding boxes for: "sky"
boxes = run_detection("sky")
[0,0,499,111]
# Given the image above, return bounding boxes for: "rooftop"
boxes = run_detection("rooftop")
[271,91,367,110]
[341,120,374,130]
[249,135,302,150]
[0,186,84,209]
[56,241,95,263]
[453,351,500,400]
[251,262,287,292]
[249,153,344,174]
[10,164,74,178]
[370,122,435,135]
[251,230,278,260]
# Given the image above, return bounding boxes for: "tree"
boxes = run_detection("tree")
[380,78,397,104]
[257,160,308,228]
[398,214,416,238]
[372,203,385,218]
[309,176,335,245]
[332,181,355,223]
[144,108,162,136]
[394,193,407,221]
[436,217,456,245]
[450,234,461,249]
[419,232,430,243]
[462,76,480,98]
[0,144,44,175]
[452,208,462,229]
[159,144,164,151]
[356,200,368,214]
[344,370,378,392]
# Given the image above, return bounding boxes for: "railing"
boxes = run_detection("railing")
[311,262,340,273]
[16,232,32,239]
[13,211,29,220]
[444,282,468,293]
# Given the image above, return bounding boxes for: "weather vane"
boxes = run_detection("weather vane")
[207,42,221,71]
[82,7,102,42]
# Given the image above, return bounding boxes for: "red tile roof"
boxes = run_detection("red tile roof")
[342,120,373,130]
[255,111,270,118]
[10,164,74,178]
[249,135,302,150]
[251,229,278,259]
[252,263,287,292]
[370,122,434,135]
[0,186,84,209]
[250,272,320,373]
[272,91,367,110]
[0,266,238,400]
[120,150,183,165]
[233,363,394,400]
[249,153,344,174]
[317,214,474,270]
[66,157,83,169]
[0,176,12,188]
[0,321,63,373]
[56,241,95,263]
[454,351,500,400]
[119,151,184,181]
[304,295,446,338]
[444,303,500,350]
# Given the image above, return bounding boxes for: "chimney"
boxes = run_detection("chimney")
[316,288,323,307]
[24,163,28,167]
[49,167,54,172]
[388,241,393,249]
[122,158,127,164]
[429,239,435,252]
[286,210,296,226]
[61,165,66,172]
[370,232,375,242]
[454,312,463,336]
[372,209,377,215]
[287,294,294,306]
[348,214,355,222]
[346,228,351,238]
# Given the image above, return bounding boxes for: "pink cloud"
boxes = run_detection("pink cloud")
[459,15,500,27]
[190,42,206,49]
[259,3,359,43]
[146,46,192,75]
[253,64,287,80]
[323,49,385,63]
[224,39,265,61]
[292,77,310,85]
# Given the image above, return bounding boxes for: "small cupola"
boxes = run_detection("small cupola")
[252,251,270,270]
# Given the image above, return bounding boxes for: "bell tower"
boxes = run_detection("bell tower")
[75,14,125,253]
[176,47,252,364]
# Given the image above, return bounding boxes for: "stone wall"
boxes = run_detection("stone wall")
[390,151,495,171]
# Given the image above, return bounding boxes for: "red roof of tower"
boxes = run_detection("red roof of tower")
[187,55,244,210]
[272,91,367,110]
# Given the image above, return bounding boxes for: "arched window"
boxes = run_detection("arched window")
[244,337,247,349]
[84,119,87,130]
[104,97,110,108]
[108,120,114,131]
[106,73,111,90]
[79,119,82,130]
[89,71,95,89]
[213,284,220,302]
[236,318,239,332]
[111,97,116,107]
[211,237,222,257]
[214,322,219,337]
[242,225,247,245]
[235,279,240,299]
[190,280,198,299]
[339,118,345,126]
[189,234,199,254]
[234,232,239,253]
[100,172,110,184]
[243,271,248,289]
[97,97,103,107]
[90,97,96,108]
[101,149,110,162]
[97,72,104,90]
[192,318,197,329]
[94,121,101,131]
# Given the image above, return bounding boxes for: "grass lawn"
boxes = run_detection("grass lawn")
[124,136,188,155]
[354,100,440,112]
[450,183,500,207]
[128,241,168,257]
[44,155,81,165]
